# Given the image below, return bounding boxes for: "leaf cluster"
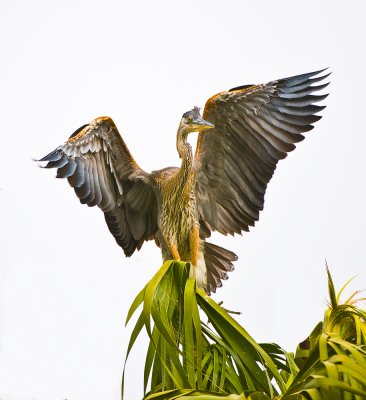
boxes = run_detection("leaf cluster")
[123,261,366,400]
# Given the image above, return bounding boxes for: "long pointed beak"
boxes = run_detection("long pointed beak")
[192,117,215,130]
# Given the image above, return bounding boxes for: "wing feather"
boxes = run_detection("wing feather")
[195,69,329,236]
[67,157,85,188]
[39,116,158,256]
[56,158,77,178]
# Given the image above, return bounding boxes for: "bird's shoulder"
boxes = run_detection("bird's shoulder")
[150,166,179,183]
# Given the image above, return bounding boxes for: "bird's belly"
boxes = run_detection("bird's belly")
[160,197,198,260]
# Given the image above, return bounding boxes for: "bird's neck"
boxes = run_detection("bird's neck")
[176,133,193,187]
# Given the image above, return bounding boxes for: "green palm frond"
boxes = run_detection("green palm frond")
[323,265,366,345]
[144,389,270,399]
[289,266,366,399]
[326,262,338,310]
[122,261,366,400]
[122,261,287,399]
[285,333,366,399]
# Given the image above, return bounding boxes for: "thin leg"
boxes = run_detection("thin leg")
[189,227,207,289]
[168,242,181,260]
[189,225,200,266]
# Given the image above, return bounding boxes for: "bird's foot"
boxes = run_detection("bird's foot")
[217,301,242,316]
[206,301,241,325]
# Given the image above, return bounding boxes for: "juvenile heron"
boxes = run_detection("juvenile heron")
[39,69,329,294]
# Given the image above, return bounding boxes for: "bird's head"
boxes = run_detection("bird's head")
[179,106,214,134]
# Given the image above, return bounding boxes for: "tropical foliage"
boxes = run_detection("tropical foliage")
[123,261,366,400]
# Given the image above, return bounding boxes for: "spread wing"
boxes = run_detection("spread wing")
[194,69,329,237]
[39,116,158,256]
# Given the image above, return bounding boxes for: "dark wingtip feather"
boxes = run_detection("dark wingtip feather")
[282,68,329,85]
[318,71,331,80]
[43,154,68,169]
[37,148,63,163]
[56,159,77,178]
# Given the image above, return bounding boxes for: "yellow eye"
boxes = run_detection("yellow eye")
[187,116,193,123]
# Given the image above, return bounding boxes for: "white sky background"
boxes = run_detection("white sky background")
[0,0,366,399]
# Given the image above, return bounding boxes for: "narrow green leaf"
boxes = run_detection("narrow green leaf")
[202,325,250,392]
[336,275,357,304]
[156,338,186,389]
[326,262,338,310]
[125,285,146,325]
[144,388,193,400]
[192,289,203,389]
[223,358,244,394]
[211,346,220,391]
[247,393,271,400]
[126,311,145,358]
[323,360,338,380]
[121,311,145,399]
[144,260,174,334]
[330,336,366,364]
[318,333,329,361]
[303,376,366,397]
[336,364,366,386]
[202,361,214,389]
[281,350,298,389]
[144,327,159,392]
[259,343,289,372]
[219,346,227,391]
[201,352,212,370]
[184,278,196,388]
[197,289,284,394]
[287,388,322,400]
[151,336,162,393]
[150,301,179,351]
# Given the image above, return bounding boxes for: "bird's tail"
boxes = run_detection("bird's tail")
[204,242,238,294]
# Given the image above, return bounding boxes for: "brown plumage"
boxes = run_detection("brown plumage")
[39,69,329,294]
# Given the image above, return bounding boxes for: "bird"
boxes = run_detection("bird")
[39,69,329,294]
